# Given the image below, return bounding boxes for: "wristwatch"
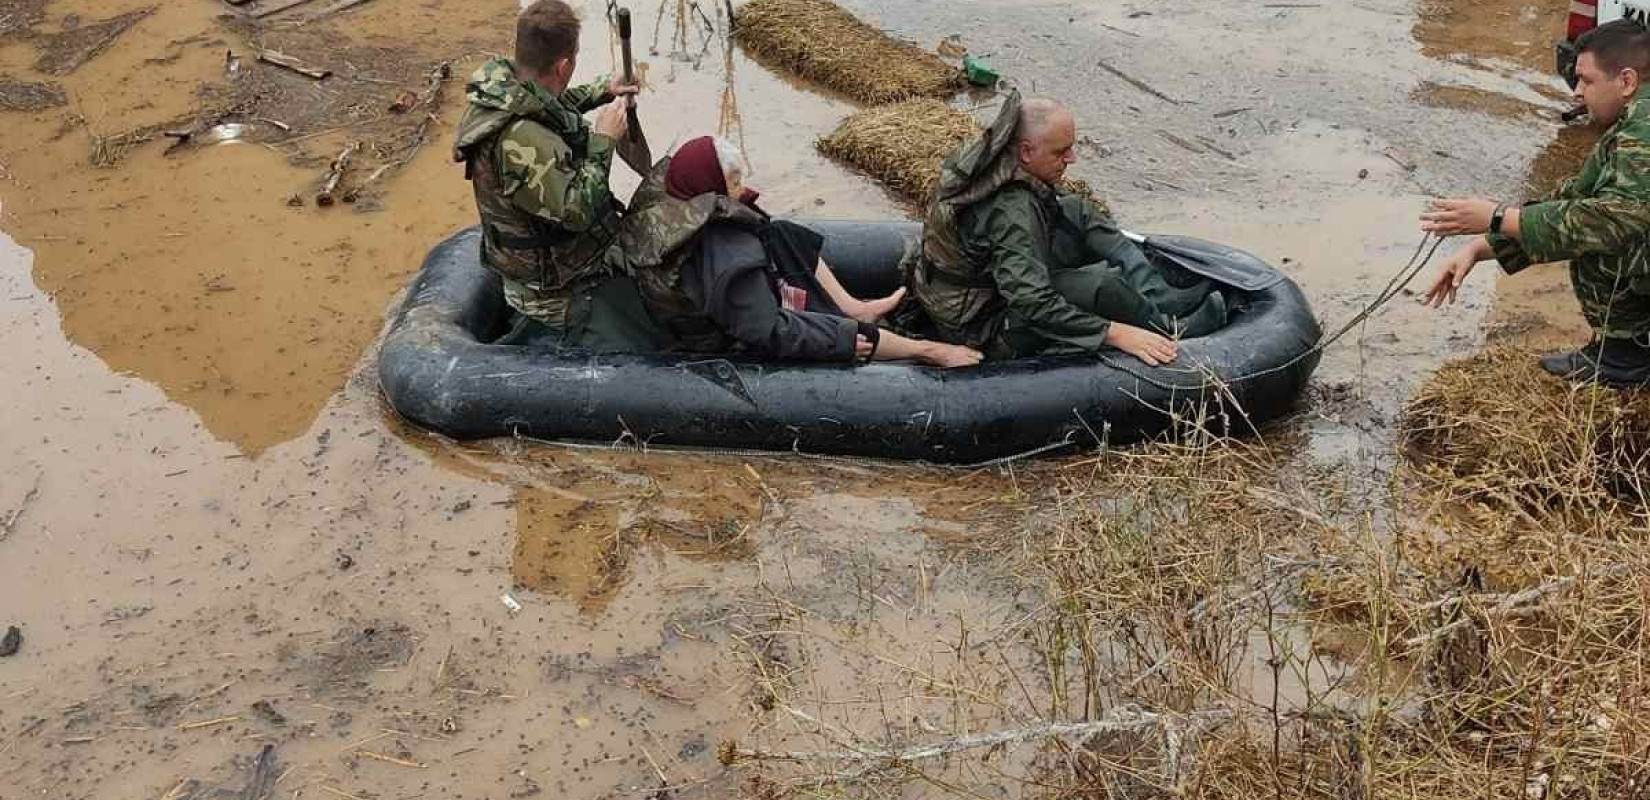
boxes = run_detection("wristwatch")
[1490,202,1509,235]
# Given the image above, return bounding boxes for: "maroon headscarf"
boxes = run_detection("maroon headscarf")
[664,136,761,207]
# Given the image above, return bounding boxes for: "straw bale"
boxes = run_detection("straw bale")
[816,99,971,203]
[817,100,1106,209]
[733,0,962,105]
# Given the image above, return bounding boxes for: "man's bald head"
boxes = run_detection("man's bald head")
[1017,97,1073,144]
[1015,97,1077,185]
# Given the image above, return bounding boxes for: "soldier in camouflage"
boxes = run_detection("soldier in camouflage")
[1424,19,1650,386]
[910,93,1225,364]
[452,0,653,349]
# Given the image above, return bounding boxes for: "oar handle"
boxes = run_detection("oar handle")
[616,7,640,142]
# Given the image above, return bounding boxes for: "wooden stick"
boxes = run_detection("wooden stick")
[160,780,196,800]
[178,715,241,731]
[249,0,325,18]
[1096,59,1180,105]
[315,141,360,206]
[258,50,331,80]
[1,472,40,540]
[319,787,368,800]
[380,728,448,743]
[354,750,426,769]
[338,730,392,752]
[1404,563,1634,649]
[298,0,380,23]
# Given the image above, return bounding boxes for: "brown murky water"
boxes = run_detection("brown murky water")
[0,0,1586,796]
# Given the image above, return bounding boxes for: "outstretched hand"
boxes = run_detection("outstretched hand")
[1420,198,1496,236]
[1423,246,1480,307]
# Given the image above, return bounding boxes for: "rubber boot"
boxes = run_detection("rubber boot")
[1539,338,1650,387]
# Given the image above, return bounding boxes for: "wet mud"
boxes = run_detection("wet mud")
[0,0,1588,796]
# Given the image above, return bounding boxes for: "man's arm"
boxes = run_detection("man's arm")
[980,192,1114,351]
[561,74,614,114]
[498,120,616,233]
[1513,134,1650,265]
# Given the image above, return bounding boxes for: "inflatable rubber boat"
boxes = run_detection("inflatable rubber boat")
[378,222,1321,464]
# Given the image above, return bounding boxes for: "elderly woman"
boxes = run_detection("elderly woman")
[618,137,981,368]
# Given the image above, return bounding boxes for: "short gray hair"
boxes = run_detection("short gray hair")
[711,136,746,188]
[1017,97,1070,144]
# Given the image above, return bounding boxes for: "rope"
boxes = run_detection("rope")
[509,429,1078,471]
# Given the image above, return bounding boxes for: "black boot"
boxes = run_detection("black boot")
[1539,338,1650,387]
[1538,339,1601,378]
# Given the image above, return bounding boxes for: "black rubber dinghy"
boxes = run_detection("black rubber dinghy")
[378,223,1321,464]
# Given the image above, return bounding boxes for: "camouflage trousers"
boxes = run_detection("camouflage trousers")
[1570,258,1650,345]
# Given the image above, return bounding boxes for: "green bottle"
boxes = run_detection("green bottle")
[963,56,998,87]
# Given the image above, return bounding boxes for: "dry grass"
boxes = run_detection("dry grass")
[711,352,1650,798]
[732,0,962,105]
[818,100,1104,207]
[1403,345,1650,520]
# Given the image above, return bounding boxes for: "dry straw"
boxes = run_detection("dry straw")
[818,100,1104,206]
[1402,345,1650,518]
[733,0,962,105]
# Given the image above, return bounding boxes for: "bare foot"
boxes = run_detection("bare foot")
[921,343,983,369]
[847,287,906,324]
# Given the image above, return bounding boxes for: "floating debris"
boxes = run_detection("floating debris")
[258,49,332,80]
[33,7,155,76]
[0,78,66,112]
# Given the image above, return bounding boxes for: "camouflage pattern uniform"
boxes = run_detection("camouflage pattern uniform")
[1490,86,1650,344]
[618,157,765,350]
[452,58,622,329]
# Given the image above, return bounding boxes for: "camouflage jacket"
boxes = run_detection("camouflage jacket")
[619,157,766,349]
[452,58,621,327]
[1490,86,1650,342]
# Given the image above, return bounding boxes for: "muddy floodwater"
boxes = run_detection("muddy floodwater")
[0,0,1597,796]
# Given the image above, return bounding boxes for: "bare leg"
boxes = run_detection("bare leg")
[868,330,982,369]
[816,258,906,324]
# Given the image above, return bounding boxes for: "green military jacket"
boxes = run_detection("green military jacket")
[1490,86,1650,342]
[618,157,765,350]
[452,58,621,328]
[913,90,1120,357]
